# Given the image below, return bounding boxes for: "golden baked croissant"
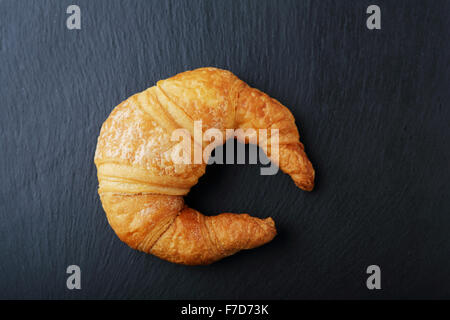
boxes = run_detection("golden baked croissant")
[94,67,314,265]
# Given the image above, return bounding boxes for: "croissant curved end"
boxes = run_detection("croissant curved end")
[95,67,314,265]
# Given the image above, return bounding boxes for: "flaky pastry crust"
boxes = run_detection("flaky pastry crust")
[95,68,314,265]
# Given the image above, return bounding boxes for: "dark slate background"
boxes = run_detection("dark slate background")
[1,0,449,299]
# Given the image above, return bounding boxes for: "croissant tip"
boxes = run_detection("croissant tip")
[294,180,314,192]
[262,217,277,240]
[263,217,276,227]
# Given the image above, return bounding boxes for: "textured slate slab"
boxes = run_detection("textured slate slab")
[0,0,449,299]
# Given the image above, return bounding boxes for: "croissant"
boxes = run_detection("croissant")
[94,67,314,265]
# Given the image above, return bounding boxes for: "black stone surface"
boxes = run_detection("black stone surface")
[1,0,449,299]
